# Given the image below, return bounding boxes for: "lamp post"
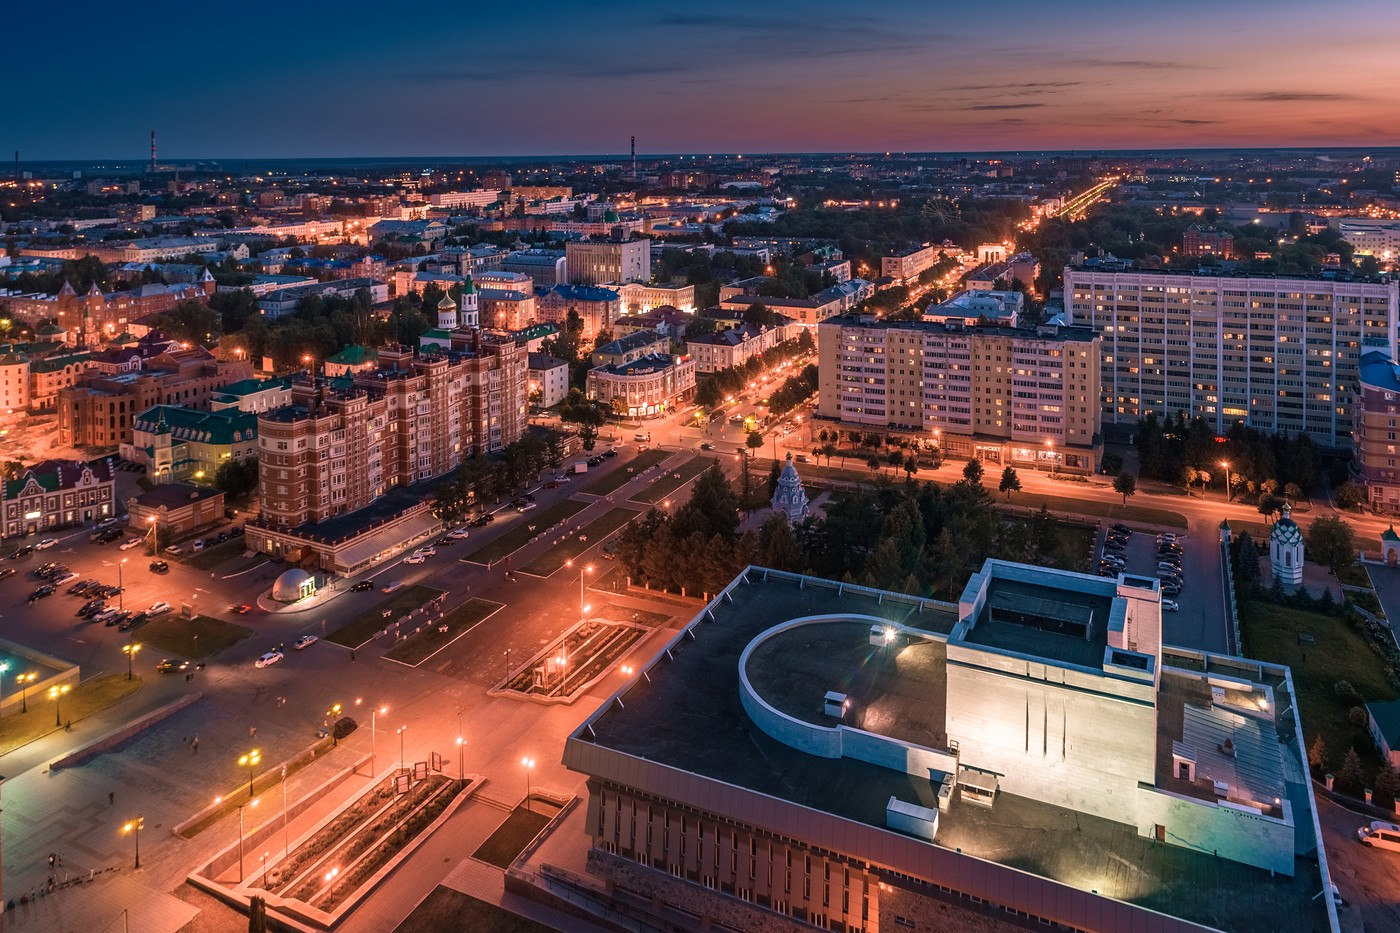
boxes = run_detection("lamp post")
[0,661,8,716]
[456,736,466,782]
[326,702,342,747]
[521,757,535,813]
[1045,438,1056,474]
[1220,460,1232,503]
[121,816,143,869]
[50,683,70,727]
[18,671,36,713]
[239,749,261,799]
[148,515,158,556]
[355,699,388,774]
[118,557,126,611]
[217,796,257,883]
[122,642,141,680]
[397,725,407,774]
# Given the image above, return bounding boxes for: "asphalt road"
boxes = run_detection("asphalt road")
[1317,794,1400,932]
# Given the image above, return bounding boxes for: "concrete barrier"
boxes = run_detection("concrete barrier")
[50,692,202,770]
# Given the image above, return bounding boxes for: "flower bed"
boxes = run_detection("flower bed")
[258,777,395,892]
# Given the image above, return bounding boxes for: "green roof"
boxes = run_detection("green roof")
[325,345,377,366]
[1367,698,1400,747]
[1383,525,1400,543]
[133,405,259,446]
[218,376,291,397]
[29,351,91,373]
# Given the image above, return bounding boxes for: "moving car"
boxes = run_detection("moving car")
[447,528,471,540]
[255,650,285,669]
[9,545,35,558]
[414,546,437,558]
[35,538,57,550]
[517,502,537,512]
[1357,821,1400,851]
[156,658,190,674]
[403,554,426,565]
[148,601,172,616]
[229,604,252,615]
[149,560,170,574]
[382,581,405,593]
[119,537,143,551]
[293,634,318,650]
[351,581,375,592]
[0,567,14,580]
[699,442,715,451]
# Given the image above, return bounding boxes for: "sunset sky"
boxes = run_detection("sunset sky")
[14,0,1400,159]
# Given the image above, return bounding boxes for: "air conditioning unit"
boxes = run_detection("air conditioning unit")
[824,691,848,719]
[1213,780,1230,798]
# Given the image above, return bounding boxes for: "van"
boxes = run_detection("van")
[1357,821,1400,851]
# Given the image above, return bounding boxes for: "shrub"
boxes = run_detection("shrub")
[1334,680,1364,706]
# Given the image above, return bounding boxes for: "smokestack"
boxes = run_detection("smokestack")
[150,130,157,172]
[13,150,17,182]
[631,135,636,181]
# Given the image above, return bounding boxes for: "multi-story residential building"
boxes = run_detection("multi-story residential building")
[123,404,260,482]
[1063,266,1400,448]
[923,289,1023,328]
[248,332,526,574]
[1335,218,1400,263]
[719,292,846,329]
[586,353,696,420]
[473,271,532,295]
[478,289,538,331]
[686,318,799,374]
[537,284,622,340]
[818,315,1102,472]
[0,278,212,343]
[565,238,649,286]
[501,249,568,287]
[1182,224,1235,259]
[561,560,1333,933]
[592,330,669,368]
[428,189,502,210]
[880,243,937,283]
[613,307,692,341]
[2,458,116,538]
[616,280,697,314]
[56,347,253,448]
[0,349,31,412]
[1355,349,1400,513]
[256,278,387,319]
[965,252,1040,292]
[527,352,570,408]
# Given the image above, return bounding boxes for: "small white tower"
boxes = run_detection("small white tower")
[436,292,457,330]
[459,275,479,328]
[770,452,810,523]
[1270,504,1305,586]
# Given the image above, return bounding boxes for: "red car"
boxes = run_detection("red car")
[229,604,252,615]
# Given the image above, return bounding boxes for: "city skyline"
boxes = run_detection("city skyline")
[11,0,1400,160]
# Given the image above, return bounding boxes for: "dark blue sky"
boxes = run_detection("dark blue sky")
[12,0,1399,159]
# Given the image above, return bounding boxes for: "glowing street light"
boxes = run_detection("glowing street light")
[1220,460,1232,503]
[122,816,144,869]
[17,671,36,713]
[397,725,407,773]
[355,698,389,773]
[521,757,535,812]
[122,642,141,680]
[239,748,262,798]
[49,683,70,727]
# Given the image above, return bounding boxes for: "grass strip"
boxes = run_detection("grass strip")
[384,598,505,666]
[0,674,143,756]
[459,499,588,566]
[581,449,671,497]
[137,614,254,659]
[327,584,444,649]
[519,507,639,577]
[632,456,715,505]
[471,806,551,869]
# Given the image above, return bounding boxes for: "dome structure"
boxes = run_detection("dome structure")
[436,292,458,329]
[770,453,809,523]
[1269,505,1304,586]
[272,567,317,603]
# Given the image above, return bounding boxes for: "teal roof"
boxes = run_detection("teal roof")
[217,376,291,397]
[325,345,377,367]
[133,405,259,446]
[29,351,91,373]
[1271,516,1304,547]
[1383,525,1400,543]
[1367,698,1400,748]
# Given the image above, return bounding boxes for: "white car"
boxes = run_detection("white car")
[1162,599,1180,612]
[148,601,172,616]
[1357,820,1400,851]
[54,570,79,585]
[35,538,57,550]
[448,528,471,540]
[414,546,437,558]
[119,537,143,550]
[255,650,285,669]
[403,554,426,565]
[293,634,318,651]
[517,502,537,512]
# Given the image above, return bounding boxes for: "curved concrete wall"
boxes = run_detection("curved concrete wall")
[738,615,959,778]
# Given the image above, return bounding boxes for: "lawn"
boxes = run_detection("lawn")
[178,737,333,838]
[383,598,504,666]
[519,507,639,576]
[581,448,672,497]
[632,455,716,505]
[0,674,143,756]
[395,886,555,933]
[138,614,254,659]
[1240,598,1398,780]
[460,498,589,566]
[326,584,444,649]
[471,806,551,869]
[178,538,249,571]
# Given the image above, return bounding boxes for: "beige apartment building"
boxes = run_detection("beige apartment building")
[818,315,1101,472]
[248,332,526,574]
[565,238,650,286]
[1063,266,1400,448]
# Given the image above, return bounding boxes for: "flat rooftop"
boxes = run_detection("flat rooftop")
[965,577,1112,670]
[578,572,1328,933]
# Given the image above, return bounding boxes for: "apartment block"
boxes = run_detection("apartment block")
[880,243,937,283]
[1355,350,1400,513]
[1063,266,1400,448]
[818,315,1101,472]
[565,238,650,286]
[686,318,799,374]
[248,332,525,574]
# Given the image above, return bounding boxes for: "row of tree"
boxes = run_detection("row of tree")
[694,333,815,409]
[431,432,566,525]
[1135,414,1319,496]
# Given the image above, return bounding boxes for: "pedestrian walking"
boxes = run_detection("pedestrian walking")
[109,791,115,805]
[192,734,199,753]
[250,726,257,739]
[350,650,356,662]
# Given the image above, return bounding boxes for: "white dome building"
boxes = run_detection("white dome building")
[272,567,317,603]
[770,453,810,524]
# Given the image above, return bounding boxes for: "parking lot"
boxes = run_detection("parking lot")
[1097,525,1187,610]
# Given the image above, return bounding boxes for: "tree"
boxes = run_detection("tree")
[1306,734,1328,776]
[1334,481,1365,510]
[767,459,782,498]
[998,466,1021,501]
[962,458,984,486]
[757,513,802,571]
[746,430,764,457]
[213,457,260,501]
[1257,493,1283,523]
[1374,760,1400,811]
[1284,482,1303,503]
[867,456,881,475]
[1113,471,1137,504]
[248,895,268,933]
[1335,747,1365,797]
[1308,514,1356,576]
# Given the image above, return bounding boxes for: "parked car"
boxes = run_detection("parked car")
[54,570,78,585]
[118,612,147,631]
[93,609,120,625]
[435,537,456,547]
[231,526,244,537]
[414,546,437,558]
[1357,821,1400,851]
[96,527,123,544]
[1110,524,1132,535]
[35,538,57,550]
[1162,599,1180,612]
[403,554,426,565]
[156,658,190,674]
[78,598,105,617]
[164,545,183,555]
[351,581,375,592]
[255,650,285,669]
[119,537,143,551]
[148,601,172,616]
[193,540,206,552]
[106,611,132,628]
[29,584,56,600]
[149,560,170,574]
[293,634,318,650]
[216,531,229,543]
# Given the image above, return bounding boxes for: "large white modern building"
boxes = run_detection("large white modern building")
[1335,218,1400,263]
[561,561,1336,933]
[1063,266,1399,447]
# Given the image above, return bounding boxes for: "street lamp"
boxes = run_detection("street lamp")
[354,699,388,774]
[1220,460,1232,503]
[50,683,70,727]
[17,671,36,713]
[239,748,262,798]
[148,515,158,555]
[121,816,143,869]
[1045,438,1056,474]
[217,796,257,883]
[397,725,407,774]
[118,557,126,611]
[456,736,466,782]
[122,642,141,680]
[521,757,535,813]
[326,702,342,746]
